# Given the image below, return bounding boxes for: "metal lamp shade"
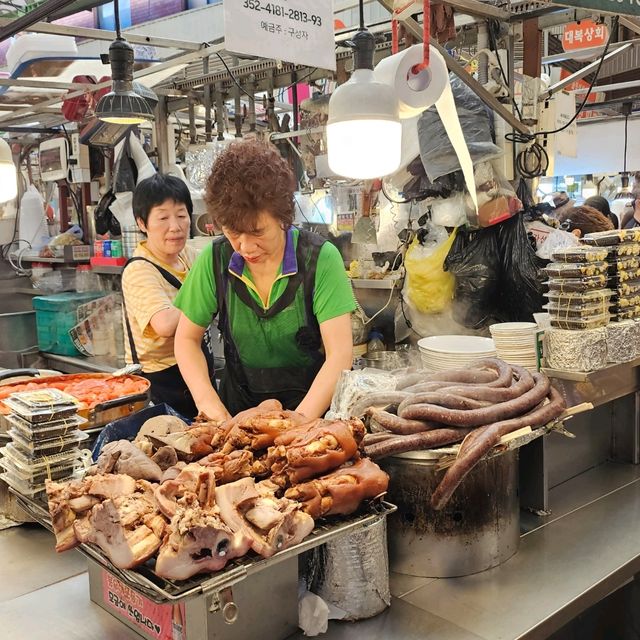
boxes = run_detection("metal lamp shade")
[96,90,154,125]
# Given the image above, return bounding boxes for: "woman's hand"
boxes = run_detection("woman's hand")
[198,398,232,423]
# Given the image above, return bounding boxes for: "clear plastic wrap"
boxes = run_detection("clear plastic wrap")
[327,369,397,420]
[417,75,502,182]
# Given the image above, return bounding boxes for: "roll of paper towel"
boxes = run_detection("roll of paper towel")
[374,44,449,119]
[375,44,477,212]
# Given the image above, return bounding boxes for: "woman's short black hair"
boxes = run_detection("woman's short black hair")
[132,173,193,226]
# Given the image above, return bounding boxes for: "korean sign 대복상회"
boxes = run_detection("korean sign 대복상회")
[224,0,336,71]
[562,19,608,52]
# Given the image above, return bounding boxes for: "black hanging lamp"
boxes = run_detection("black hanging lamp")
[95,0,155,125]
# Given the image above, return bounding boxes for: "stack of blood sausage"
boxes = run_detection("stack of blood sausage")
[357,358,566,510]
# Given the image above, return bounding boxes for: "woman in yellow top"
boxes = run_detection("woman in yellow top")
[122,174,209,417]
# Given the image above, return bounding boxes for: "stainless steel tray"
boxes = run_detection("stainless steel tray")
[13,489,396,604]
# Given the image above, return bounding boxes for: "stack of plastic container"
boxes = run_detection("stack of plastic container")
[0,389,89,502]
[543,245,612,330]
[581,230,640,323]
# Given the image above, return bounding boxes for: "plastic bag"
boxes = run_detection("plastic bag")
[444,225,501,329]
[471,161,522,228]
[536,227,580,260]
[404,225,457,314]
[113,135,138,193]
[417,75,502,182]
[496,214,547,322]
[327,369,397,420]
[94,190,121,236]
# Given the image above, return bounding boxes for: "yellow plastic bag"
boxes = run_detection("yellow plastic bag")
[404,228,457,314]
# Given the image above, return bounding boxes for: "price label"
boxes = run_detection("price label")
[224,0,336,71]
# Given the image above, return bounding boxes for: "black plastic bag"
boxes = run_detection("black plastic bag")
[113,135,138,193]
[444,225,501,329]
[417,74,502,182]
[496,214,547,322]
[94,190,122,236]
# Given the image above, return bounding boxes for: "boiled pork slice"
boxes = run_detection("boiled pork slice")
[46,479,87,552]
[151,446,179,471]
[76,492,165,569]
[215,477,314,558]
[155,494,251,581]
[198,450,254,484]
[154,463,217,519]
[96,440,163,482]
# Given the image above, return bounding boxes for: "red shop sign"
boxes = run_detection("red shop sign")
[562,19,608,51]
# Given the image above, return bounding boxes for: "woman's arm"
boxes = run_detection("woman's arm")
[149,307,182,338]
[174,313,231,421]
[295,313,353,420]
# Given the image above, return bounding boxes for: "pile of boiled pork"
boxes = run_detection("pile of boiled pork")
[357,358,567,510]
[45,401,388,581]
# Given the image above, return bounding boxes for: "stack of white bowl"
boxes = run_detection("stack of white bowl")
[489,322,538,372]
[417,335,496,372]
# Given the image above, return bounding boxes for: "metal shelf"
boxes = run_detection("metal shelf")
[19,255,90,264]
[90,265,123,275]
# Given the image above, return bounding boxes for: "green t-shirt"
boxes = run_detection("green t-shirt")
[174,228,356,369]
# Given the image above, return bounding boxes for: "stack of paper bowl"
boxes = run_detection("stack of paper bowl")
[489,322,538,371]
[417,335,496,371]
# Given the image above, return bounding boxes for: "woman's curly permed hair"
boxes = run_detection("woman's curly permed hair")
[204,140,296,232]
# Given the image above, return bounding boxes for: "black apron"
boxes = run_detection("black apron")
[122,257,214,419]
[211,230,325,416]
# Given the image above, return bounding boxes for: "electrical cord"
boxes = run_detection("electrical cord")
[211,50,255,100]
[488,20,523,122]
[506,16,619,179]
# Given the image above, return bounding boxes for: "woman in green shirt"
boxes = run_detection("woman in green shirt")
[174,140,355,420]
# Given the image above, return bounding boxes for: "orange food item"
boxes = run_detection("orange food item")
[0,374,149,412]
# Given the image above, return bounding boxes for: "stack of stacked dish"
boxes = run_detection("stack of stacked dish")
[417,335,496,371]
[489,322,538,372]
[0,389,88,501]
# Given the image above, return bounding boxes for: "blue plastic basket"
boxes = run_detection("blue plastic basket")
[91,403,190,461]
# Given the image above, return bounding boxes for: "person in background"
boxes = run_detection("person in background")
[584,195,619,229]
[174,140,356,421]
[559,205,614,237]
[551,191,574,221]
[621,199,640,229]
[122,174,209,418]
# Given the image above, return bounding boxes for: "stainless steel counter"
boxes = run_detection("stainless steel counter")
[41,353,125,374]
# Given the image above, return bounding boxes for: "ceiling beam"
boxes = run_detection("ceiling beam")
[0,43,225,123]
[540,42,633,100]
[0,78,90,91]
[0,17,203,51]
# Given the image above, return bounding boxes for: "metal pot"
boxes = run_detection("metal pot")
[382,449,520,577]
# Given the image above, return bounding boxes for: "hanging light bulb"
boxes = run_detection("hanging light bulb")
[327,2,401,179]
[95,0,154,125]
[581,174,597,199]
[0,138,17,203]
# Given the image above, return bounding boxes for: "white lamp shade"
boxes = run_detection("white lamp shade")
[327,69,401,179]
[327,120,402,179]
[0,139,17,203]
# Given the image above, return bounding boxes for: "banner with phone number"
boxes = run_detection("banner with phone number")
[224,0,336,71]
